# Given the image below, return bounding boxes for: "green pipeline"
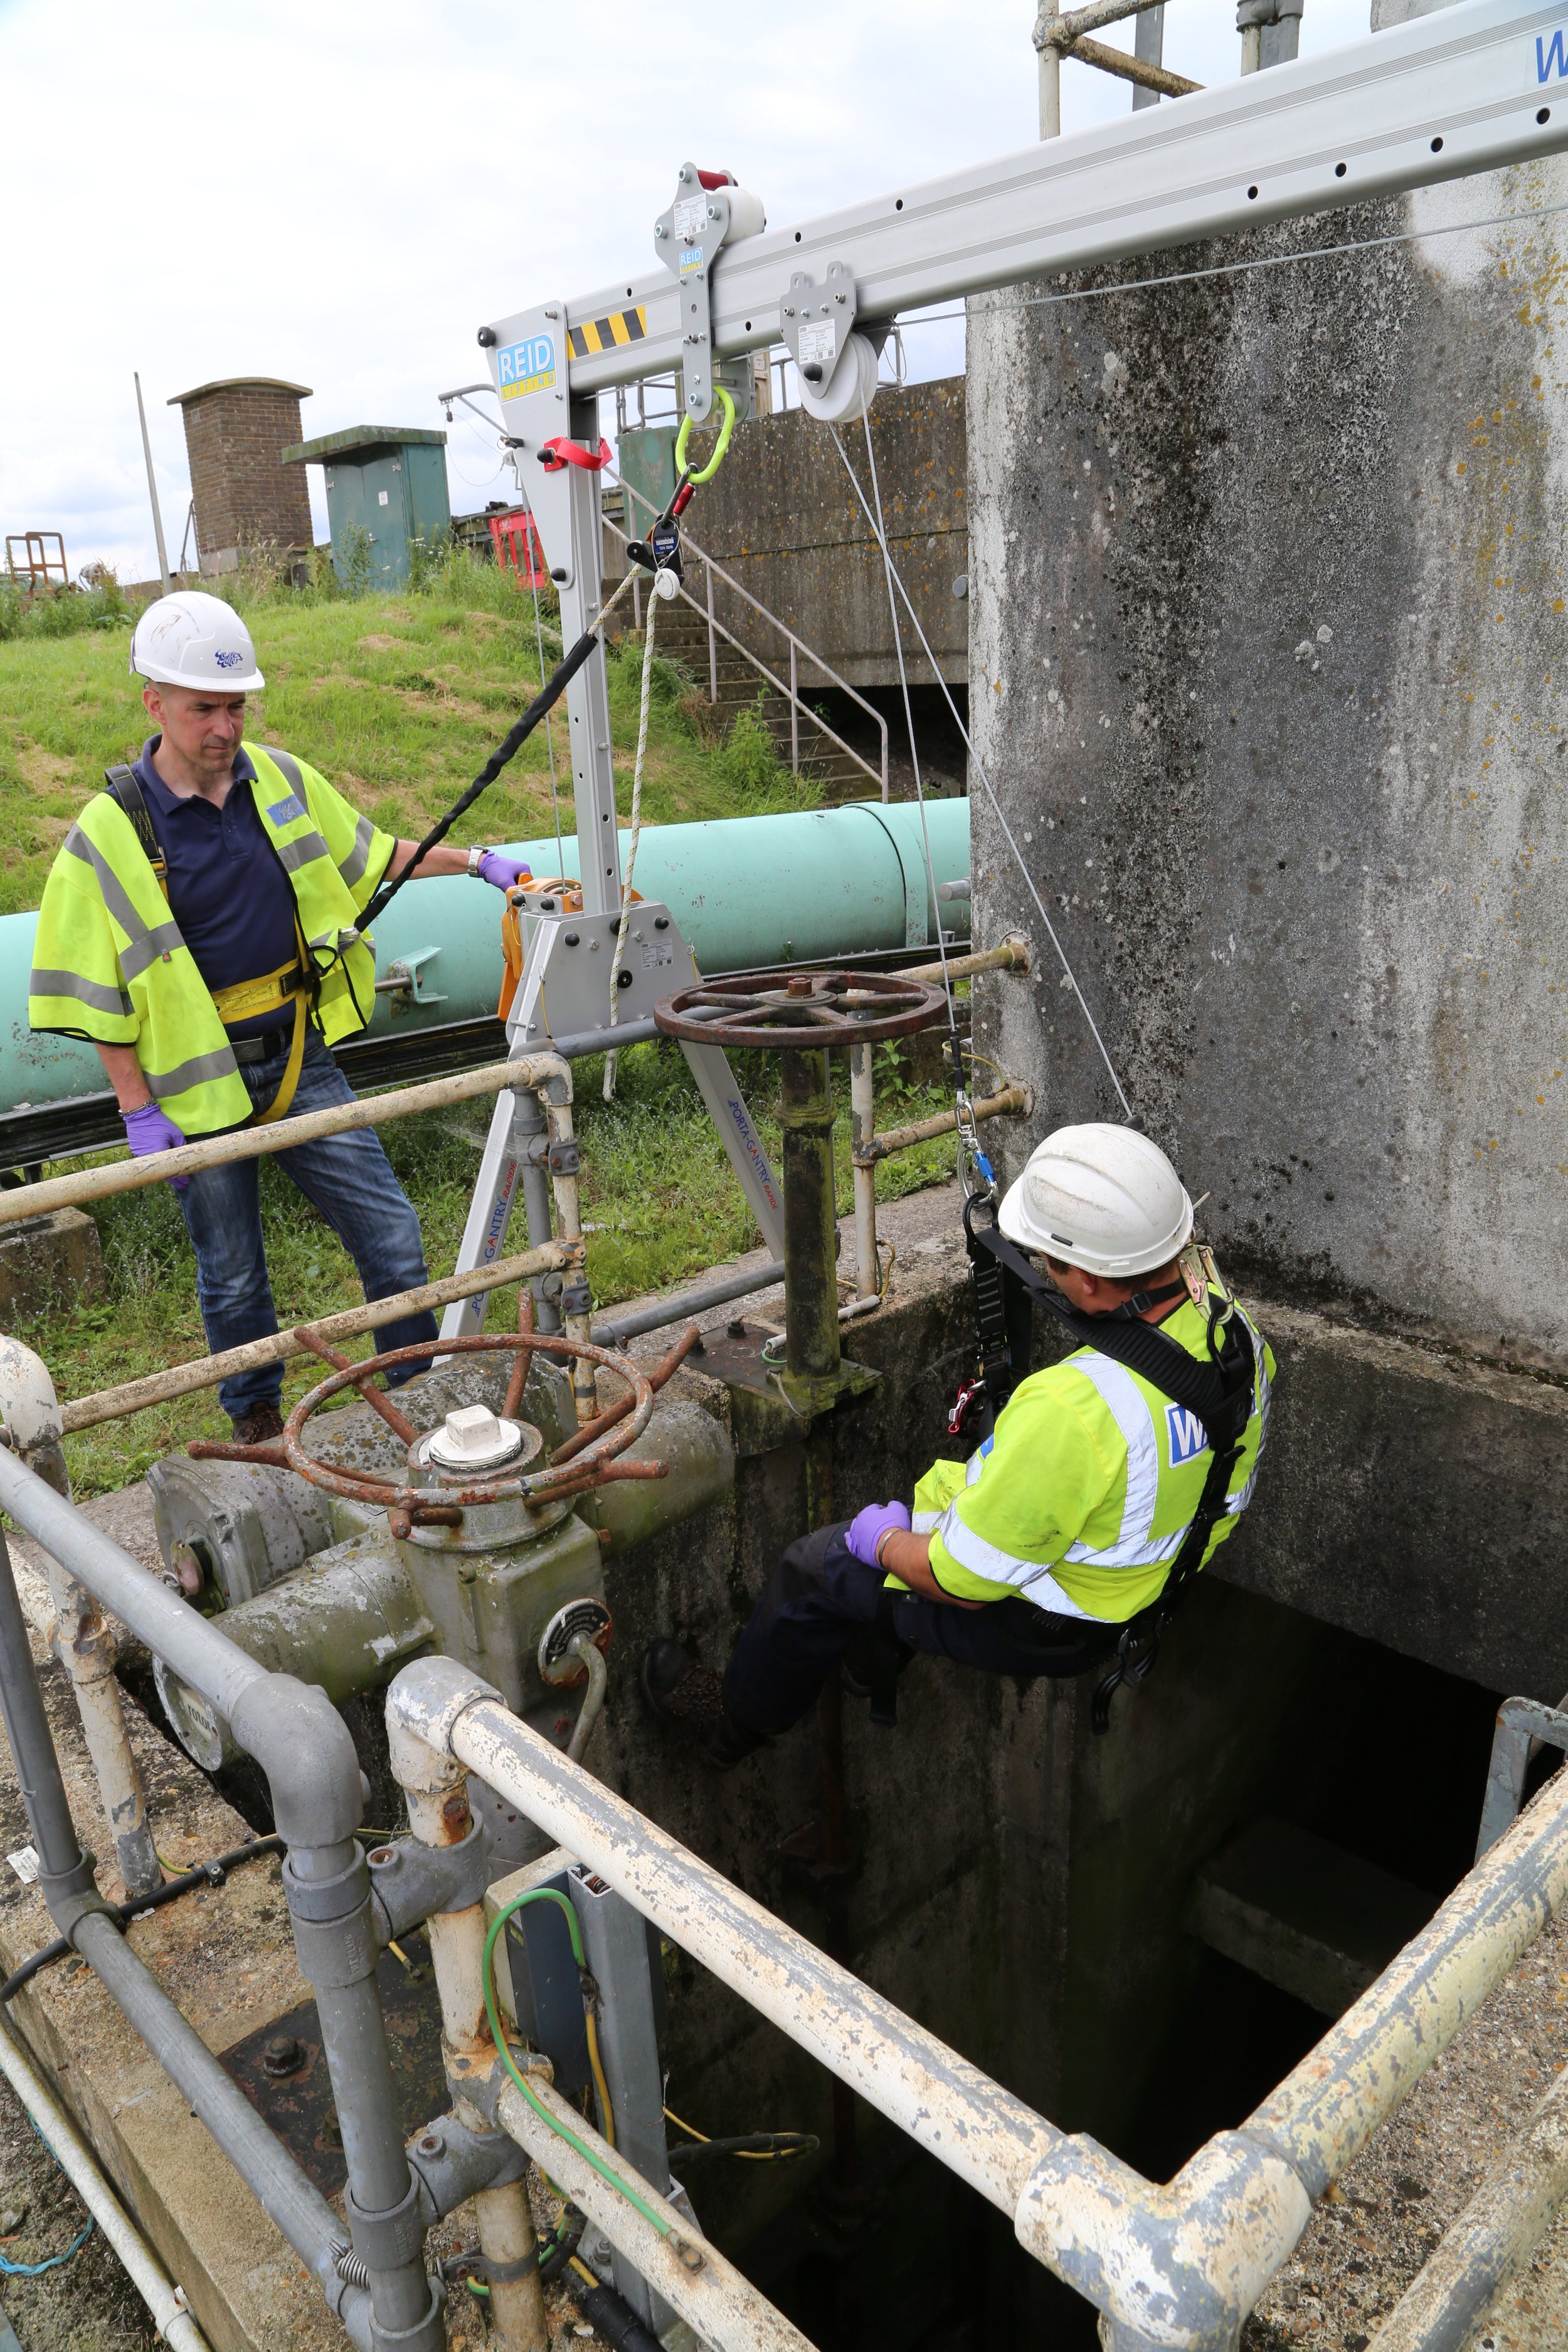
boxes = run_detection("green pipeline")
[0,798,970,1115]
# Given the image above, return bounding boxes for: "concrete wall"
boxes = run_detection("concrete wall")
[622,377,970,688]
[966,164,1568,1367]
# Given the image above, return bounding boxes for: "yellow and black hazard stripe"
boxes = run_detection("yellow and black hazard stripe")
[568,306,647,359]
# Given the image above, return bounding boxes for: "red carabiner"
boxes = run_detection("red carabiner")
[539,435,612,474]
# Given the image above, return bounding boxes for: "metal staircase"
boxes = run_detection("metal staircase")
[603,488,888,806]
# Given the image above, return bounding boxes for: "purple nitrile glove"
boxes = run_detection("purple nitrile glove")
[845,1500,912,1568]
[477,851,532,892]
[123,1100,189,1194]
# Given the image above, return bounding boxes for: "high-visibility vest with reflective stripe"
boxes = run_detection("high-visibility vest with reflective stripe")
[911,1294,1274,1624]
[28,744,395,1138]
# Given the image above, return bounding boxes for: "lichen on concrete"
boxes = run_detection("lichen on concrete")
[966,162,1568,1365]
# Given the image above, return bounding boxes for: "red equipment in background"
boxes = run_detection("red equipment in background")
[488,509,548,590]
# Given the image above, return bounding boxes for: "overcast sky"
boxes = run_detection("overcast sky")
[1,0,1374,584]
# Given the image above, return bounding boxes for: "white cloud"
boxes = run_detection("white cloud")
[0,0,1372,584]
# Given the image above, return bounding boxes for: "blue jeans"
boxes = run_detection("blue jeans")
[177,1029,438,1422]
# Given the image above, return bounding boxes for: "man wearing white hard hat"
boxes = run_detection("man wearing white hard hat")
[28,591,532,1444]
[644,1123,1274,1764]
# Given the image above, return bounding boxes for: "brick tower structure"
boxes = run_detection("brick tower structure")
[169,377,314,575]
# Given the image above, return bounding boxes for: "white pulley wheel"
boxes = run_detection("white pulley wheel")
[798,331,879,425]
[653,566,681,601]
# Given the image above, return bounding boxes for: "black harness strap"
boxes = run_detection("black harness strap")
[103,764,168,894]
[957,1195,1258,1734]
[866,1586,913,1728]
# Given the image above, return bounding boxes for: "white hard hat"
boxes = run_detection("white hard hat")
[998,1122,1194,1278]
[130,591,264,692]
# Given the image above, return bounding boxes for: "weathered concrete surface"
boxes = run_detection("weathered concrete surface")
[1242,1894,1568,2351]
[0,1209,104,1325]
[1227,1290,1568,1702]
[967,160,1568,1365]
[623,377,969,688]
[0,1614,338,2352]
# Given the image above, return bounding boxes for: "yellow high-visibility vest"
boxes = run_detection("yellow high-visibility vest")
[911,1295,1274,1624]
[28,744,395,1137]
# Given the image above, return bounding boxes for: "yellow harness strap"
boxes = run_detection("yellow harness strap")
[210,948,312,1128]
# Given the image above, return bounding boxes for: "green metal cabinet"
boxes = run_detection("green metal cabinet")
[282,425,450,590]
[614,424,680,539]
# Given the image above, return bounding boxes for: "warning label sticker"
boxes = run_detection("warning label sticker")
[798,319,837,370]
[673,196,708,242]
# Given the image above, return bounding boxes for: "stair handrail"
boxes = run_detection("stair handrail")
[609,476,890,803]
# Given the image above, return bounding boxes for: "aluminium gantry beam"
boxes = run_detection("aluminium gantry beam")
[482,0,1568,400]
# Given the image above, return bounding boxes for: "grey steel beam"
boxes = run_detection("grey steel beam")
[482,0,1568,393]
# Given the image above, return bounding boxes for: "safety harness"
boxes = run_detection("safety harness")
[946,1195,1259,1734]
[103,765,313,1127]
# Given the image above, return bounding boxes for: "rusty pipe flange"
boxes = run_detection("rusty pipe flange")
[270,1332,659,1515]
[654,967,949,1051]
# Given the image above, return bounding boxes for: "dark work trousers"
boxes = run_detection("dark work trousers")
[721,1521,1121,1738]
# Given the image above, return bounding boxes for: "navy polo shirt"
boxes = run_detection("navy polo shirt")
[132,739,302,1039]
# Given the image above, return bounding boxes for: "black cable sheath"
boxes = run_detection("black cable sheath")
[569,2276,662,2352]
[665,2132,818,2163]
[361,623,603,931]
[0,1835,283,2004]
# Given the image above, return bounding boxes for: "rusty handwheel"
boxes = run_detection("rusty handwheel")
[654,967,948,1051]
[191,1329,672,1533]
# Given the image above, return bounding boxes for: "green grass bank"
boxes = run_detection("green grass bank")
[0,558,952,1493]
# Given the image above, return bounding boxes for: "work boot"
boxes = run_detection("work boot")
[230,1402,285,1447]
[640,1640,765,1769]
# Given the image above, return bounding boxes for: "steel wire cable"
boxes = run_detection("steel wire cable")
[842,415,967,1108]
[829,430,1135,1122]
[887,196,1568,335]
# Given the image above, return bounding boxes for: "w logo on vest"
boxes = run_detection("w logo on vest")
[1165,1402,1210,1467]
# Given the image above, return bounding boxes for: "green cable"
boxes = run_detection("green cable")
[674,386,736,485]
[480,1891,675,2243]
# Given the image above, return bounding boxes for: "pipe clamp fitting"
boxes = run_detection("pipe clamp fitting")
[283,1846,371,1922]
[368,1823,490,1946]
[445,2041,549,2130]
[51,1875,114,1939]
[406,2110,527,2223]
[284,1850,377,1989]
[345,2173,428,2275]
[367,2275,445,2352]
[386,1657,504,1763]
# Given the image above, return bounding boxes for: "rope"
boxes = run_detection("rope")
[829,431,1134,1123]
[603,587,659,1101]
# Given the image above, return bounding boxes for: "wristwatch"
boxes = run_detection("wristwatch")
[466,844,492,878]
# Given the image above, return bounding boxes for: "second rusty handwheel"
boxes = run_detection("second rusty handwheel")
[654,967,948,1051]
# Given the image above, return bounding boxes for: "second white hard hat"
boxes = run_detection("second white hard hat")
[130,591,264,692]
[998,1122,1194,1278]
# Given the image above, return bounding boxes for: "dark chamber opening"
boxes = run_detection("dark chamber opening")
[702,1616,1510,2349]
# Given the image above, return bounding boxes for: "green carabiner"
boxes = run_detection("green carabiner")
[674,384,736,485]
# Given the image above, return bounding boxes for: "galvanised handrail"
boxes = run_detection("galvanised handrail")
[389,1655,1568,2352]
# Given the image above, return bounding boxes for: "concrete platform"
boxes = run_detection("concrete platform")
[1244,1892,1568,2349]
[0,1609,335,2352]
